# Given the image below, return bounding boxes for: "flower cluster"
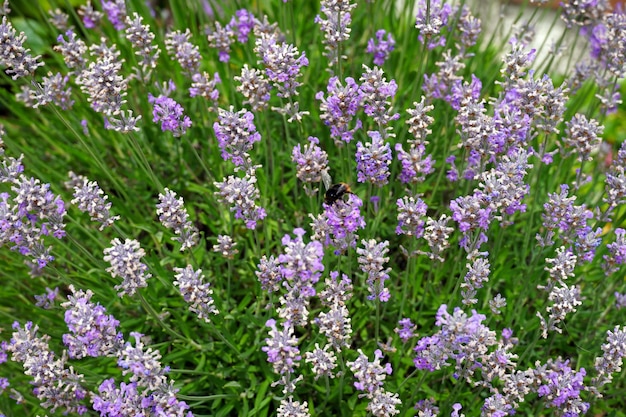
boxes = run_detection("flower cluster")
[315,0,357,68]
[124,13,160,79]
[367,30,395,66]
[190,71,221,111]
[7,322,89,415]
[396,195,428,238]
[256,255,282,293]
[235,64,271,111]
[316,76,363,143]
[0,15,44,79]
[173,265,219,323]
[61,285,123,359]
[66,171,119,230]
[292,136,329,195]
[103,238,152,297]
[347,349,400,417]
[148,93,192,137]
[215,170,266,229]
[213,107,261,167]
[357,239,392,302]
[356,131,392,186]
[603,228,626,276]
[313,271,353,352]
[359,65,399,129]
[0,173,66,270]
[413,305,501,383]
[323,193,366,253]
[75,39,128,117]
[165,29,201,75]
[156,188,199,251]
[262,319,303,394]
[213,234,239,259]
[591,325,626,396]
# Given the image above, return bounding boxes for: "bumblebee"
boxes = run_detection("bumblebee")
[324,182,353,205]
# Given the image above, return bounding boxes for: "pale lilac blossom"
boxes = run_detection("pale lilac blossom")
[367,29,395,66]
[156,188,198,251]
[103,238,152,297]
[173,265,219,323]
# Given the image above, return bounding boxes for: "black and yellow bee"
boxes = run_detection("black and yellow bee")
[324,182,353,205]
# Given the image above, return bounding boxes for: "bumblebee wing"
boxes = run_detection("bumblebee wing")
[321,170,332,191]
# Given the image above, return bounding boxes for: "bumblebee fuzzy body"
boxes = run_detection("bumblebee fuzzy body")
[324,182,353,205]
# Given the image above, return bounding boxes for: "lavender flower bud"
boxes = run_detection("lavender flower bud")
[235,64,271,111]
[78,1,103,29]
[124,13,160,78]
[315,0,356,68]
[255,33,307,98]
[165,29,201,75]
[61,285,123,359]
[292,136,329,195]
[359,65,400,128]
[156,188,198,251]
[319,270,353,307]
[604,228,626,276]
[347,349,392,397]
[228,9,256,43]
[406,97,435,143]
[356,131,392,187]
[213,106,261,167]
[324,193,366,253]
[213,234,238,259]
[190,71,221,111]
[395,318,417,342]
[315,303,353,350]
[563,113,603,162]
[54,30,87,72]
[367,29,395,66]
[368,390,401,417]
[461,253,490,306]
[103,238,152,297]
[207,21,234,62]
[534,358,589,415]
[277,396,310,417]
[415,0,454,49]
[118,332,168,389]
[395,142,435,184]
[67,171,119,230]
[592,325,626,395]
[316,76,363,143]
[101,0,126,30]
[76,39,127,116]
[396,195,427,237]
[278,227,325,296]
[32,72,74,110]
[357,239,392,302]
[262,319,303,393]
[148,93,192,137]
[0,16,44,79]
[537,283,582,338]
[215,170,266,229]
[48,9,69,31]
[7,322,89,415]
[304,343,337,379]
[34,286,58,309]
[173,265,219,323]
[424,214,454,262]
[256,255,282,293]
[489,293,506,315]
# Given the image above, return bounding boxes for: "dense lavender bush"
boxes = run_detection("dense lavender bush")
[0,0,625,416]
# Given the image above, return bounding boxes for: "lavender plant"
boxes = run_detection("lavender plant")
[0,0,626,416]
